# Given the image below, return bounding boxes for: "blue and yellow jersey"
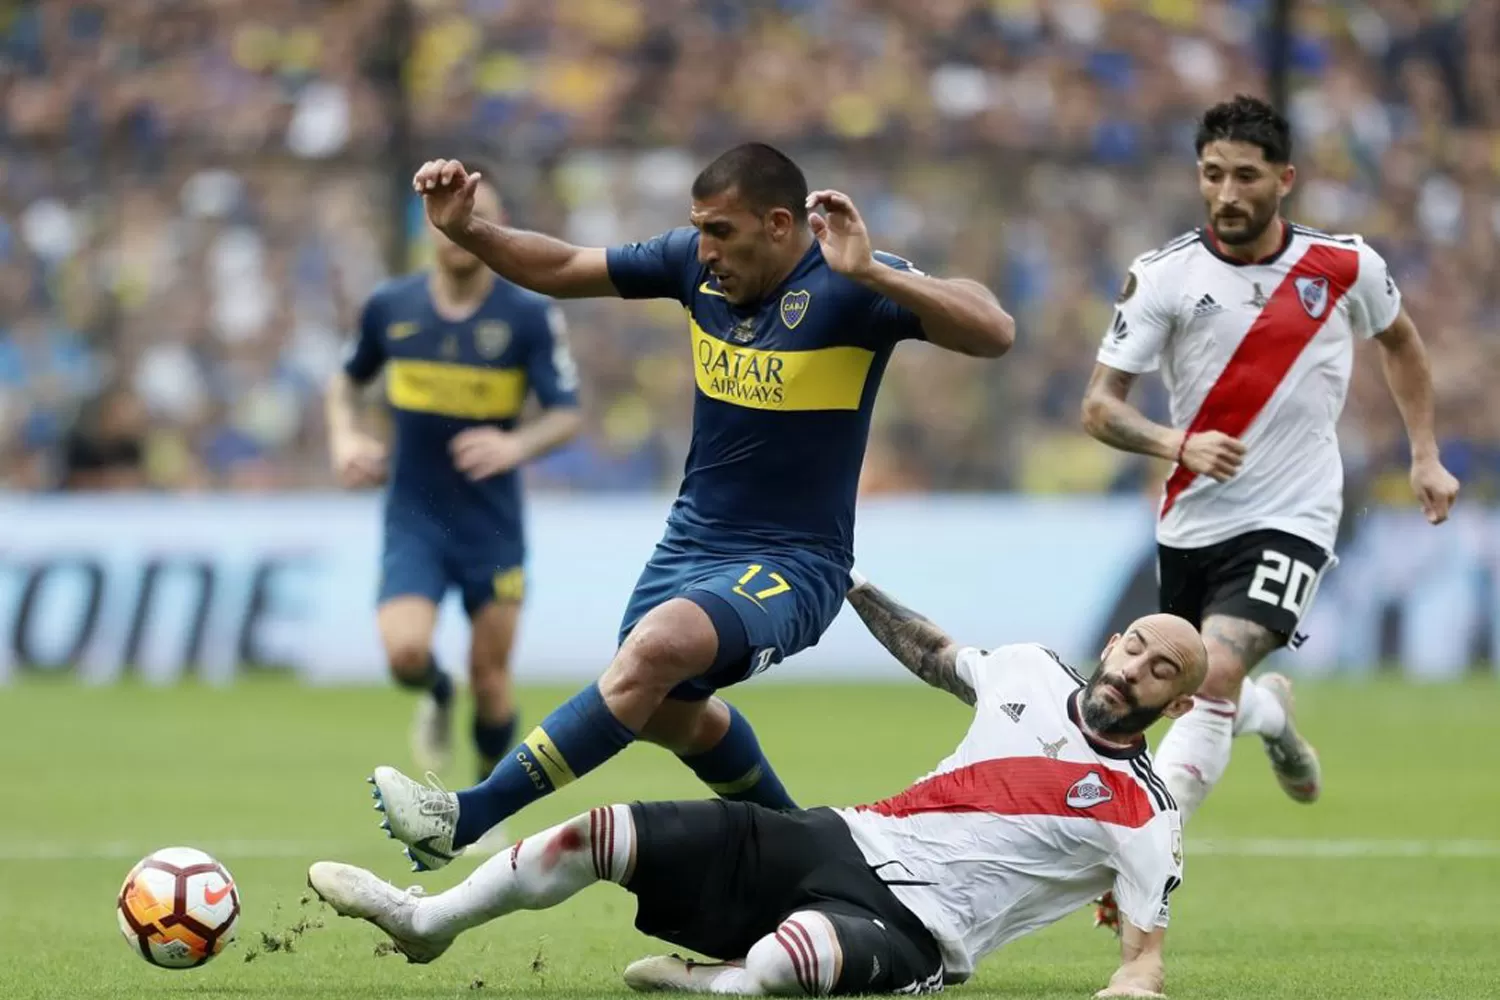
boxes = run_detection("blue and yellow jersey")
[607,228,925,564]
[344,273,579,547]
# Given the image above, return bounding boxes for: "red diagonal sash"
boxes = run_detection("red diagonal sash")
[1161,243,1360,516]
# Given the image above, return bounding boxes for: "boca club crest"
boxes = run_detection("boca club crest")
[474,321,511,360]
[1294,276,1330,319]
[779,289,811,330]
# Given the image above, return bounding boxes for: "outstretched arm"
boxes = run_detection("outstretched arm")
[845,575,973,706]
[861,268,1014,358]
[414,159,617,299]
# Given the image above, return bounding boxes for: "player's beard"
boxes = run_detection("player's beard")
[1081,671,1166,737]
[1210,197,1279,247]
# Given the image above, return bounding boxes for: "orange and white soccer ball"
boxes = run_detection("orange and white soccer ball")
[116,847,240,968]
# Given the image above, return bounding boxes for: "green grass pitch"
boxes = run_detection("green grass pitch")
[2,674,1498,999]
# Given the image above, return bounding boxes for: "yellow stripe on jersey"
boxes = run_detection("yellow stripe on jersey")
[386,359,527,420]
[689,315,874,412]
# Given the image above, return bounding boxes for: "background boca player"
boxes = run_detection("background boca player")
[366,142,1016,872]
[1080,96,1460,825]
[324,166,583,792]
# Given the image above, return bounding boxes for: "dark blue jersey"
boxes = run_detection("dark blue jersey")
[607,228,925,563]
[344,273,579,545]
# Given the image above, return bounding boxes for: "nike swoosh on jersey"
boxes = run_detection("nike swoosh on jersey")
[698,281,728,298]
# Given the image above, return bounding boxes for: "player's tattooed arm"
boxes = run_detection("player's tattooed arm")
[1201,615,1281,671]
[846,582,974,706]
[1081,365,1182,461]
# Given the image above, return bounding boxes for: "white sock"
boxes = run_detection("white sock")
[1233,677,1287,739]
[411,805,634,939]
[710,913,840,996]
[1153,696,1236,824]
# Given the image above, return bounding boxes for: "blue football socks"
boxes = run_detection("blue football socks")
[678,703,796,810]
[454,683,634,847]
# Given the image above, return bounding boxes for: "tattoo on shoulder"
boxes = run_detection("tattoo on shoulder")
[1202,615,1282,668]
[847,585,974,705]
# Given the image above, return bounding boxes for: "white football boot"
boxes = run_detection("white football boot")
[306,861,452,964]
[369,765,464,871]
[623,954,743,993]
[409,695,453,774]
[1258,673,1322,803]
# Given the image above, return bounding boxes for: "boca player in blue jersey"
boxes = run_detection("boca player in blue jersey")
[326,171,583,790]
[368,144,1014,871]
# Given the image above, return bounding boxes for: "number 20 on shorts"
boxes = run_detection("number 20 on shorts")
[1248,549,1318,616]
[732,564,791,607]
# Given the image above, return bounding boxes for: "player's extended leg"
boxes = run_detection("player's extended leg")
[1152,613,1280,821]
[467,598,521,782]
[309,805,635,962]
[371,598,718,869]
[377,596,454,772]
[625,904,944,997]
[624,912,842,995]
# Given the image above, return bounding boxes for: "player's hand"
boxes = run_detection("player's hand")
[450,427,528,480]
[413,159,482,235]
[1179,431,1246,482]
[1094,987,1166,999]
[806,190,875,280]
[1410,455,1459,525]
[331,431,388,488]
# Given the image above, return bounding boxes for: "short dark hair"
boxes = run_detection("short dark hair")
[692,143,809,223]
[1195,94,1292,164]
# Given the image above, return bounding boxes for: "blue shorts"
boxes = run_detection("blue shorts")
[378,523,525,616]
[618,530,849,700]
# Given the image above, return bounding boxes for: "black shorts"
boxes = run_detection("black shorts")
[626,800,943,994]
[1158,529,1333,643]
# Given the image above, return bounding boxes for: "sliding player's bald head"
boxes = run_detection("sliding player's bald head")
[1081,613,1206,740]
[1128,613,1209,698]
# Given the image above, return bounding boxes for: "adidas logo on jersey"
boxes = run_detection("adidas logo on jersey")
[1065,770,1115,809]
[1191,293,1223,318]
[1000,702,1026,722]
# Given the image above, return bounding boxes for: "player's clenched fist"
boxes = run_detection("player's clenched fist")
[331,429,388,488]
[1179,430,1246,483]
[1410,455,1460,525]
[413,159,483,234]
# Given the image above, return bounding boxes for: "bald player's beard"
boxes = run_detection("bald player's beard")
[1081,669,1168,737]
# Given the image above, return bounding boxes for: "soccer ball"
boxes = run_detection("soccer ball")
[116,847,240,968]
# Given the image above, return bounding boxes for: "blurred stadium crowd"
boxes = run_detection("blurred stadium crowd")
[1,0,1496,504]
